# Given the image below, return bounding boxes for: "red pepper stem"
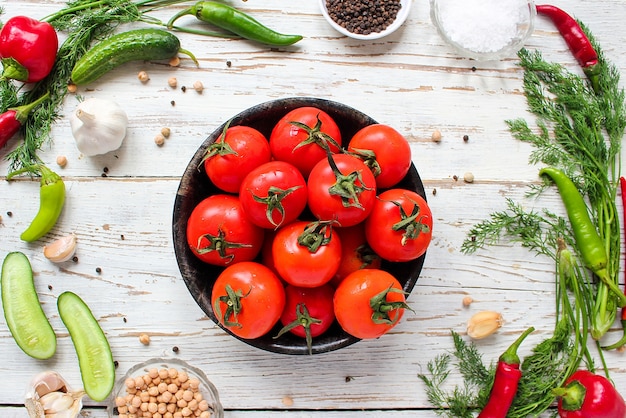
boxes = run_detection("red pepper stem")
[552,380,586,411]
[9,92,50,125]
[499,327,535,365]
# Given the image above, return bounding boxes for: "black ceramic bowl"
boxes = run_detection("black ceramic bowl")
[172,97,427,355]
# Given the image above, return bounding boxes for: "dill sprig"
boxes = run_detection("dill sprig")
[425,21,625,418]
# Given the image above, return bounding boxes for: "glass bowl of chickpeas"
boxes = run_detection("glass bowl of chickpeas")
[107,357,223,418]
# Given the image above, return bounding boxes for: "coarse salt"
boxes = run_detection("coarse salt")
[436,0,529,53]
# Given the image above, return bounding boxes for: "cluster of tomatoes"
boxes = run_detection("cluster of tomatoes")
[185,106,433,353]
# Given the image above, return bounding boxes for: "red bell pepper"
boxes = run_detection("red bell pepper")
[0,16,58,83]
[0,92,49,150]
[554,370,626,417]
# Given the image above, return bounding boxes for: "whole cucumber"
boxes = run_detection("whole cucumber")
[71,28,193,85]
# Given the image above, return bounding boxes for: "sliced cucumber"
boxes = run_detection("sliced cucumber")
[1,252,56,359]
[57,291,115,401]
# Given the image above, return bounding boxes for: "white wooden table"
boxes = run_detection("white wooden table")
[1,0,625,417]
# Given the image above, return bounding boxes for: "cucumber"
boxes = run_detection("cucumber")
[57,291,115,402]
[71,28,186,85]
[1,252,56,359]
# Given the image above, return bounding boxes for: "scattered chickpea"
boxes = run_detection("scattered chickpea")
[462,296,473,307]
[463,172,475,183]
[193,80,204,93]
[431,129,442,143]
[161,127,171,138]
[56,155,68,168]
[154,134,166,146]
[169,56,181,67]
[282,396,294,406]
[138,70,150,83]
[168,77,178,88]
[139,333,151,345]
[67,83,78,94]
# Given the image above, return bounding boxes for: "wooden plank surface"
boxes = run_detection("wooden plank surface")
[0,0,625,416]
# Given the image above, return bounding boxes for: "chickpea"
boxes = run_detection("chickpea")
[56,155,68,168]
[169,56,181,67]
[431,129,442,142]
[161,127,171,138]
[67,83,78,94]
[168,77,178,88]
[138,70,150,83]
[193,80,204,93]
[154,134,166,146]
[139,333,151,345]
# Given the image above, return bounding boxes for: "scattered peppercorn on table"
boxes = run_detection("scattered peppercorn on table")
[1,0,626,417]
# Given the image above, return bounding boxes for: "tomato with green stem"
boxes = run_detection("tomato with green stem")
[272,220,342,288]
[347,124,412,189]
[365,188,432,262]
[331,224,382,288]
[269,107,342,178]
[239,160,308,229]
[203,124,271,193]
[307,153,377,227]
[334,268,411,339]
[186,194,264,266]
[211,261,285,339]
[274,284,335,354]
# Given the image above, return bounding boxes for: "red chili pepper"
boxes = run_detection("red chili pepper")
[0,16,58,83]
[477,327,534,418]
[0,92,49,150]
[602,176,626,350]
[535,5,600,93]
[554,370,626,417]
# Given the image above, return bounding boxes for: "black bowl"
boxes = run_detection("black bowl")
[172,97,427,355]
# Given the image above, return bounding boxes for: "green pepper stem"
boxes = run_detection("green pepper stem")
[166,7,194,29]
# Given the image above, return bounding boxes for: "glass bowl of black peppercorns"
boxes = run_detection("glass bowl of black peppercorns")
[319,0,412,40]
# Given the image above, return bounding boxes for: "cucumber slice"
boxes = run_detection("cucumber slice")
[57,291,115,401]
[1,252,56,359]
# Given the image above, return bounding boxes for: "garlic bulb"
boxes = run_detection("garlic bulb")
[25,371,84,418]
[70,98,128,156]
[43,233,77,263]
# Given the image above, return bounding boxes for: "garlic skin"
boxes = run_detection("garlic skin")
[25,371,84,418]
[70,98,128,156]
[43,234,77,263]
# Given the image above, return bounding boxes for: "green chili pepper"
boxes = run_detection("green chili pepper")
[7,165,66,242]
[167,1,303,46]
[539,167,626,307]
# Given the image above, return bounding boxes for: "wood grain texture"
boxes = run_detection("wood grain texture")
[0,0,625,416]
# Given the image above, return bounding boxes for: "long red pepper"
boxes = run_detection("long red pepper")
[477,327,535,418]
[0,92,49,151]
[535,5,600,93]
[602,176,626,350]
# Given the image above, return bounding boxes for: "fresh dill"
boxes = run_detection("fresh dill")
[422,22,625,418]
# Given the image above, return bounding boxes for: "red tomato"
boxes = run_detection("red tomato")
[203,125,271,193]
[211,261,286,339]
[272,220,342,288]
[334,269,409,339]
[186,194,265,266]
[365,188,432,262]
[276,284,336,353]
[331,224,382,288]
[269,107,342,178]
[348,124,412,189]
[239,161,308,229]
[307,153,377,227]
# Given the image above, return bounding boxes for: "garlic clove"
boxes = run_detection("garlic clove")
[43,234,77,263]
[467,310,504,339]
[25,371,84,418]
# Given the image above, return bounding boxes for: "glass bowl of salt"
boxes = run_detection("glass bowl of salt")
[430,0,536,61]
